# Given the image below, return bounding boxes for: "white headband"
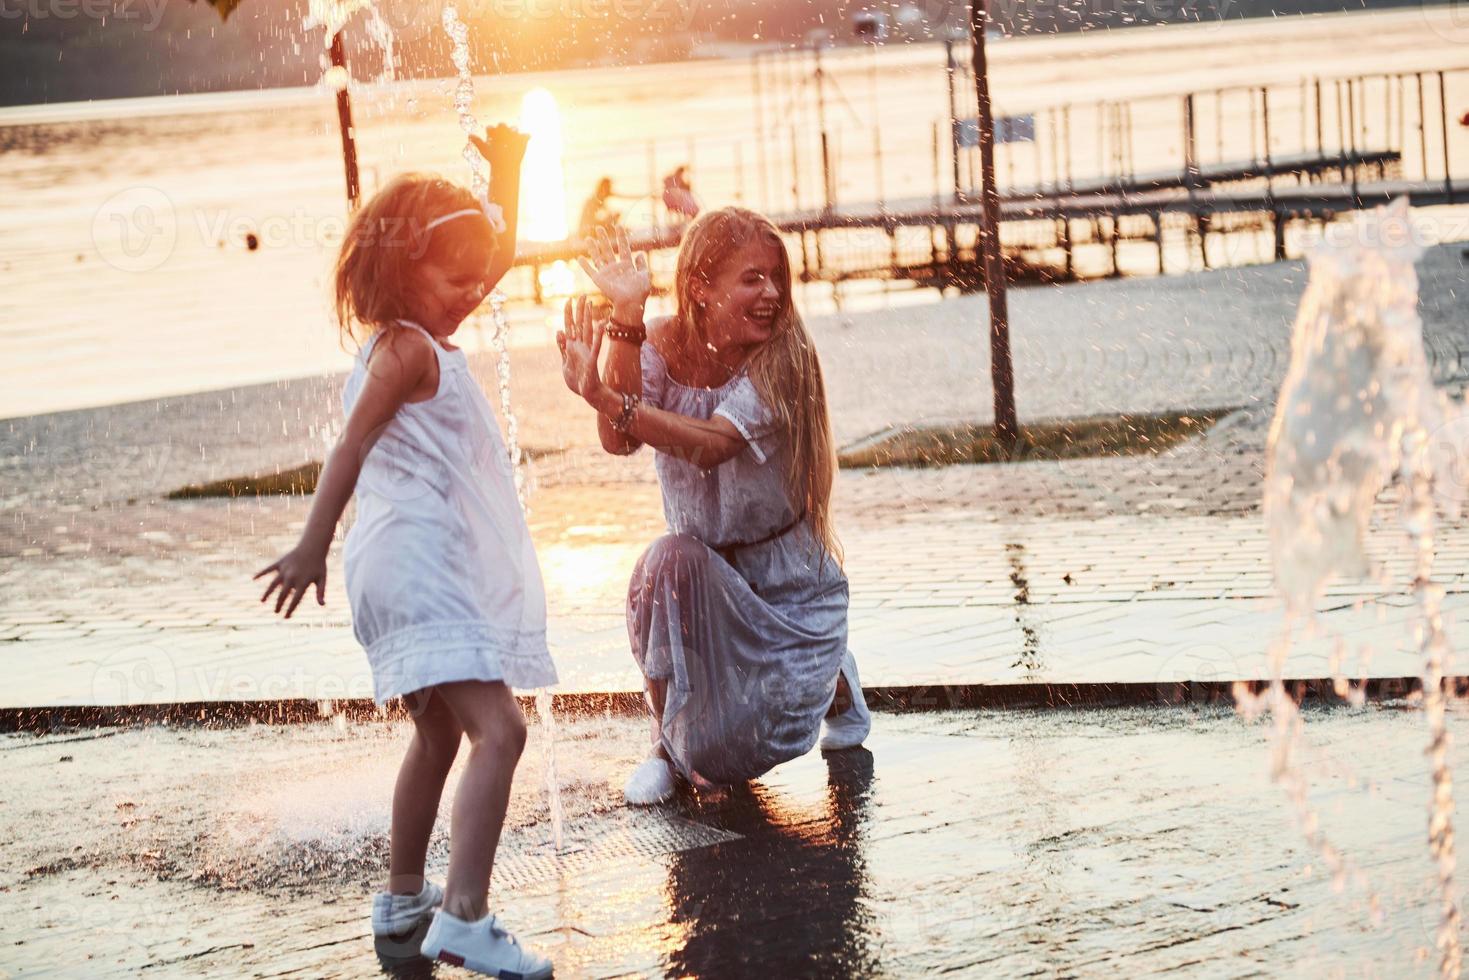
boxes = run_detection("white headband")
[425,200,507,235]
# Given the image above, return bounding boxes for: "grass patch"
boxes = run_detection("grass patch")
[167,462,322,499]
[166,446,567,500]
[838,409,1238,469]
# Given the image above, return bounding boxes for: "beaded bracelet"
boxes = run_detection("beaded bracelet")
[610,391,640,433]
[606,317,646,344]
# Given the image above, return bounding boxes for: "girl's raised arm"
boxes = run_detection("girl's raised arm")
[469,124,529,291]
[253,329,435,618]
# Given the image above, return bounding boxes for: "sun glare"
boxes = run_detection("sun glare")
[517,87,569,243]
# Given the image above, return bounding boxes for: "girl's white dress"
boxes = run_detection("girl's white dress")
[342,320,557,704]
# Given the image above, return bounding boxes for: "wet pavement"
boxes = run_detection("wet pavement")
[6,245,1469,711]
[5,245,1469,976]
[3,704,1465,977]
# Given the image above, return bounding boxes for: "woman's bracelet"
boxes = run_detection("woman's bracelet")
[609,391,640,433]
[606,316,646,345]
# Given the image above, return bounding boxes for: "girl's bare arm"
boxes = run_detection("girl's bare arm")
[254,330,434,618]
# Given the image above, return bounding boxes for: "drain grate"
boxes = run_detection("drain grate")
[448,810,741,891]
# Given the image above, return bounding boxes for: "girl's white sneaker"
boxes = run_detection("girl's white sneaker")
[420,909,553,979]
[371,879,443,937]
[819,649,872,751]
[623,756,676,805]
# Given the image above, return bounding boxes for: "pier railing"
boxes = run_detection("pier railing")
[505,50,1469,304]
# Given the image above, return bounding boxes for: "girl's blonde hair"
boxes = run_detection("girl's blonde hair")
[333,173,497,348]
[668,206,841,562]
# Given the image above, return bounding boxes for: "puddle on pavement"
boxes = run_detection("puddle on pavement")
[4,705,1468,977]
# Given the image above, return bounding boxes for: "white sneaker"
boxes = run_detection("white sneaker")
[421,909,553,979]
[819,649,872,751]
[623,756,676,805]
[371,879,443,937]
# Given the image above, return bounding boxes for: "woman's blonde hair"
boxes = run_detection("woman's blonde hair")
[333,173,496,348]
[668,206,841,562]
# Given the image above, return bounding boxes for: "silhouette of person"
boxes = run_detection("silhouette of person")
[579,177,624,240]
[662,165,700,222]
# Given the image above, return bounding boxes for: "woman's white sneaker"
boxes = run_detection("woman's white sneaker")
[371,879,443,937]
[820,649,872,751]
[420,909,553,979]
[623,756,676,805]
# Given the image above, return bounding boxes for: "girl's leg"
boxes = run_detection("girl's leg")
[432,679,528,921]
[387,688,463,895]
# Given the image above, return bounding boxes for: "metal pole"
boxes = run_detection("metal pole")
[1322,80,1333,163]
[970,0,1018,448]
[1347,78,1359,205]
[734,140,745,204]
[1418,72,1429,183]
[751,54,769,210]
[1357,75,1367,151]
[330,32,360,210]
[1064,103,1074,193]
[874,125,885,209]
[814,44,833,214]
[790,123,802,213]
[1441,70,1454,202]
[945,39,963,202]
[647,139,660,236]
[1263,87,1284,261]
[1048,107,1060,196]
[1185,93,1207,268]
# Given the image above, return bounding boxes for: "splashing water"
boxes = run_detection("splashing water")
[441,7,563,853]
[442,5,489,205]
[1255,198,1465,976]
[304,0,399,87]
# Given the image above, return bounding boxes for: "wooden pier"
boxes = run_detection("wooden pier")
[509,147,1448,298]
[504,63,1469,301]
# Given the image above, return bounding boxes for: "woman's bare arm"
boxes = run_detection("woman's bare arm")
[585,381,746,469]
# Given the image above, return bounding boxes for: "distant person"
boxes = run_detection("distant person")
[253,126,555,980]
[662,165,700,221]
[578,176,624,240]
[558,212,872,806]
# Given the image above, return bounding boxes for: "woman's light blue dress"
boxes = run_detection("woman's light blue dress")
[627,343,848,783]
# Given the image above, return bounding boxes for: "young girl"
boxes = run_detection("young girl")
[254,126,554,980]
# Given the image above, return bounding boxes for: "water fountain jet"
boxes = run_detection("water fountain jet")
[1259,197,1466,976]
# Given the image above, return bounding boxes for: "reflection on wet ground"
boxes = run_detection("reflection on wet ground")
[3,704,1464,976]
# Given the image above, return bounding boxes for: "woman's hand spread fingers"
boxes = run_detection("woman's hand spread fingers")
[577,226,651,312]
[558,296,605,402]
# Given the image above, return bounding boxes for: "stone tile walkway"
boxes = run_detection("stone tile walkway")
[5,244,1469,711]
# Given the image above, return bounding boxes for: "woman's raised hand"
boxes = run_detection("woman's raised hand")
[578,226,650,312]
[556,295,606,402]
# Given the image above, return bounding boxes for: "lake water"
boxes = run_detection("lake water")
[2,6,1466,420]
